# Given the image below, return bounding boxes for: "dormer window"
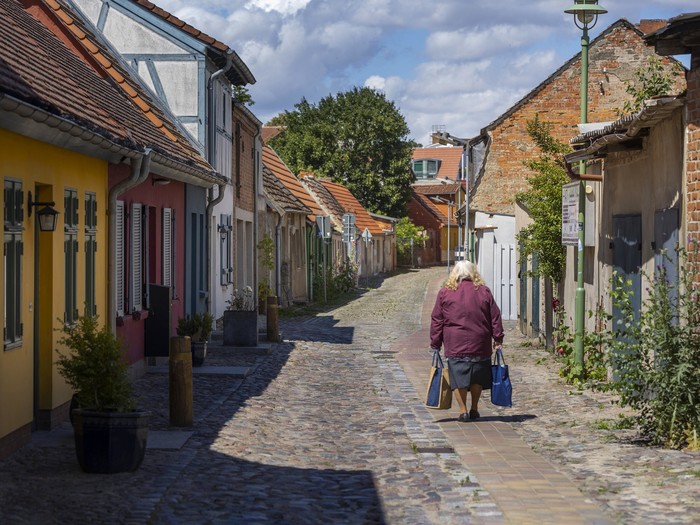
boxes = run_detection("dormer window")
[412,159,441,179]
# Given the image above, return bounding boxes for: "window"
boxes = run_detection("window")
[411,159,440,179]
[85,193,97,317]
[131,202,143,312]
[219,214,232,285]
[162,208,173,288]
[4,179,23,347]
[64,189,79,324]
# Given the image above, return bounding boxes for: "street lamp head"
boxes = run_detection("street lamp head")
[565,0,607,30]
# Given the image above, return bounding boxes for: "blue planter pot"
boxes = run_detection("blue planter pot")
[223,310,258,346]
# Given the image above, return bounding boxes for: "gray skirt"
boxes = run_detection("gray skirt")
[447,357,492,390]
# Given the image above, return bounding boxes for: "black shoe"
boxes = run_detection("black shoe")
[469,410,480,420]
[457,413,469,422]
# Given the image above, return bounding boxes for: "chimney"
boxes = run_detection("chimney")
[637,19,667,35]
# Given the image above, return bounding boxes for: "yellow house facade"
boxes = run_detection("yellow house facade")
[0,128,108,452]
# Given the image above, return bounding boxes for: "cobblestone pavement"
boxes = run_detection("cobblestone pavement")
[0,266,698,524]
[497,323,700,524]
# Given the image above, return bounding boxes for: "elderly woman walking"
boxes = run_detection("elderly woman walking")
[430,261,504,422]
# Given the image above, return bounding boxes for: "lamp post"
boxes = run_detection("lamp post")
[564,0,606,370]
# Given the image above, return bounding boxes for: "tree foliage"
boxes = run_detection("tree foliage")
[395,217,425,266]
[515,115,570,283]
[620,55,683,115]
[268,87,415,217]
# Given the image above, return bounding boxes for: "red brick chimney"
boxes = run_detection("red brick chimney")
[636,19,667,35]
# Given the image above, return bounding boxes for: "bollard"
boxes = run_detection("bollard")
[266,295,279,343]
[169,336,193,426]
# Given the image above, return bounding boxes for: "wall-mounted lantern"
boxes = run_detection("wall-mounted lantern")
[28,191,59,232]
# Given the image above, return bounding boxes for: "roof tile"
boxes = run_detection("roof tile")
[0,0,217,180]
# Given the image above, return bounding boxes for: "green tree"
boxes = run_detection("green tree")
[516,115,571,349]
[233,85,254,106]
[620,55,683,115]
[395,217,425,266]
[516,115,570,284]
[269,87,415,217]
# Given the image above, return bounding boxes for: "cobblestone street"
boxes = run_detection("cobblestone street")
[0,267,698,524]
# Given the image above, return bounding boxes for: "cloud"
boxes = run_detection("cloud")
[426,25,554,61]
[144,0,700,138]
[245,0,311,16]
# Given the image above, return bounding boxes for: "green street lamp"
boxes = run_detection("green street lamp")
[564,0,606,371]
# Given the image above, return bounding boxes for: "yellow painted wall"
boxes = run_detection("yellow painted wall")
[0,129,109,439]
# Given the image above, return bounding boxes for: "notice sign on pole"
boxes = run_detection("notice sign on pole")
[562,182,579,246]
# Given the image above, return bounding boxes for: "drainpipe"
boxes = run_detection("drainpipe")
[205,51,234,314]
[108,148,153,333]
[205,183,226,313]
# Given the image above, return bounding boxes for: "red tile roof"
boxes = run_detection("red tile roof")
[413,182,463,195]
[316,179,386,236]
[413,193,449,225]
[262,146,317,220]
[129,0,255,85]
[262,167,310,215]
[262,126,284,144]
[1,0,219,182]
[299,176,347,231]
[411,146,464,180]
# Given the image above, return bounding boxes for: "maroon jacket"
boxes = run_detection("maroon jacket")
[430,280,504,359]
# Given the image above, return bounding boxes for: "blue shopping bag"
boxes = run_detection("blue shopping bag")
[491,347,512,407]
[425,351,452,410]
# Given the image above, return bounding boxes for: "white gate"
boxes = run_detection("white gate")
[475,229,517,321]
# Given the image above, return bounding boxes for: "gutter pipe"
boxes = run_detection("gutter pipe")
[205,51,234,314]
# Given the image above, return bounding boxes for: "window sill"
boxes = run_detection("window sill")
[4,340,23,352]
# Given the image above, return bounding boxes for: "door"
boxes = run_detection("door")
[531,252,540,337]
[612,214,642,371]
[654,208,679,309]
[519,241,527,334]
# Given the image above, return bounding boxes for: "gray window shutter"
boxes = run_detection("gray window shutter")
[116,200,124,316]
[131,202,142,312]
[163,207,172,288]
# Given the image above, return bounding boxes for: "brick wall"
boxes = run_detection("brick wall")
[688,51,700,251]
[471,21,685,215]
[232,106,258,214]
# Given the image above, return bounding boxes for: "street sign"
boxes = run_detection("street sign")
[361,227,372,242]
[562,182,579,246]
[342,213,356,243]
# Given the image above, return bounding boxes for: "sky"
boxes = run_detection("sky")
[153,0,699,144]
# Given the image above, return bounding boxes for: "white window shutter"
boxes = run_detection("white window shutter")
[131,202,142,312]
[116,200,124,316]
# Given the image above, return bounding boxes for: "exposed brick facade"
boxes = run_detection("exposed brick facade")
[471,20,685,215]
[232,105,259,214]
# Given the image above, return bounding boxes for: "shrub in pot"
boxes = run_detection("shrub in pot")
[223,286,258,346]
[176,311,213,366]
[56,315,150,474]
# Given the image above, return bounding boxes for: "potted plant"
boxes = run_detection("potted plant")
[55,315,150,474]
[176,311,213,366]
[223,286,258,346]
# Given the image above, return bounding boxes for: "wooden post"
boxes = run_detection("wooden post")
[266,295,279,343]
[169,336,192,427]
